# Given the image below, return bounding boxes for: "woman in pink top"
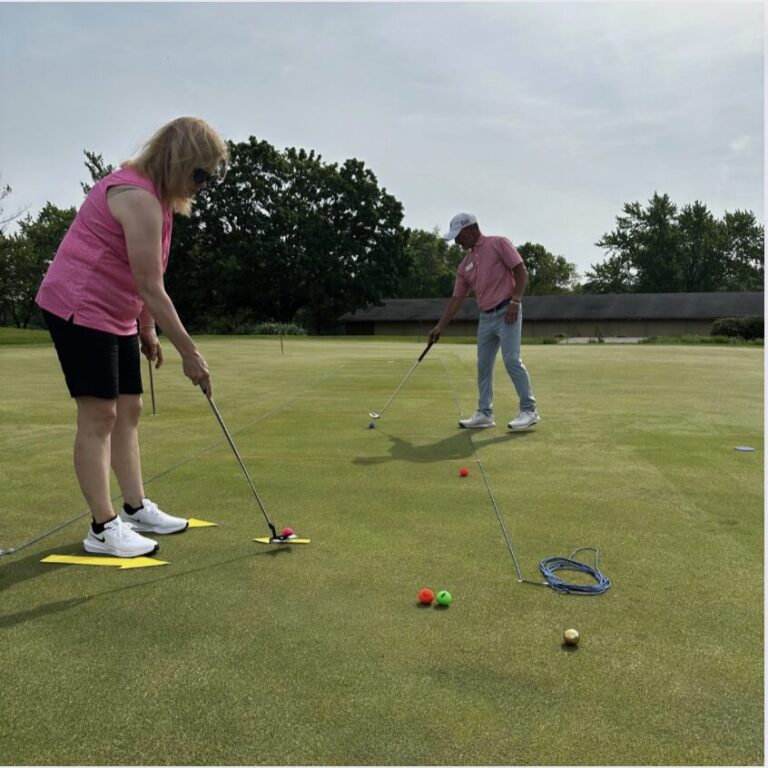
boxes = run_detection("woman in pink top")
[36,116,229,558]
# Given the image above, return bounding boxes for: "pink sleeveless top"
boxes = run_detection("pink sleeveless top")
[35,167,173,335]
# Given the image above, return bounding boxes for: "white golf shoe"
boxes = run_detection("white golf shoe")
[458,411,496,429]
[507,410,541,430]
[119,498,188,534]
[84,516,159,558]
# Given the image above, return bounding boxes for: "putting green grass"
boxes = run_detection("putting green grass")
[0,337,762,765]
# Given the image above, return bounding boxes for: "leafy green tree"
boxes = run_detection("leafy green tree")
[582,254,636,293]
[0,203,75,327]
[721,210,764,290]
[397,228,464,297]
[588,192,764,293]
[80,151,115,195]
[594,193,679,292]
[675,201,725,292]
[517,242,579,295]
[167,138,409,332]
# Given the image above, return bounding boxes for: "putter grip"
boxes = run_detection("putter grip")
[418,341,434,362]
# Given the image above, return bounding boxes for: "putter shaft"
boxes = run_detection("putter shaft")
[201,386,278,539]
[369,341,433,420]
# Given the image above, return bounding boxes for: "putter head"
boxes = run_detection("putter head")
[369,412,380,419]
[269,533,298,544]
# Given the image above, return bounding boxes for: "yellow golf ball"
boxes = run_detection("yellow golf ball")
[563,628,580,646]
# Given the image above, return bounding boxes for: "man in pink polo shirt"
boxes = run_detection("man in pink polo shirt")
[428,212,539,430]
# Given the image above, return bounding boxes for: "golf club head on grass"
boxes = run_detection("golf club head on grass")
[367,341,434,422]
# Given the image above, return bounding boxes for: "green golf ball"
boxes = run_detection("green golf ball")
[436,590,453,606]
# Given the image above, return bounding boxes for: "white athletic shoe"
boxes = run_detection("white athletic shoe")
[84,516,159,558]
[507,410,541,430]
[458,411,496,429]
[119,498,188,535]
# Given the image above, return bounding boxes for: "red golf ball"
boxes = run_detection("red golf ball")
[418,588,434,605]
[459,467,469,477]
[281,527,294,537]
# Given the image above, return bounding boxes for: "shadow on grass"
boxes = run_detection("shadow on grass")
[560,643,580,653]
[0,598,89,630]
[353,428,532,465]
[0,544,90,630]
[0,543,293,630]
[0,544,76,592]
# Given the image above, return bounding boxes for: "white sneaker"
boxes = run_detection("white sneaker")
[458,411,496,429]
[119,498,188,534]
[84,516,159,558]
[508,410,541,430]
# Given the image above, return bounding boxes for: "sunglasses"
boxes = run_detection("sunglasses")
[192,165,227,186]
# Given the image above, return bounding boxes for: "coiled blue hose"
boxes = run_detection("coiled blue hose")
[539,547,612,595]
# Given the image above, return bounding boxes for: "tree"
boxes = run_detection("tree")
[588,192,764,293]
[594,193,679,292]
[0,176,27,233]
[582,254,636,293]
[721,210,764,290]
[80,151,115,195]
[516,242,579,295]
[396,228,464,297]
[0,203,75,327]
[675,201,725,292]
[167,138,410,331]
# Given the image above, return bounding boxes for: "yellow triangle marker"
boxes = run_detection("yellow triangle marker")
[254,537,311,545]
[187,518,217,528]
[41,554,169,569]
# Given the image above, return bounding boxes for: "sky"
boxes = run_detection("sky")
[0,1,764,277]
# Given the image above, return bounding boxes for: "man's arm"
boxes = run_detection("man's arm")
[504,263,528,324]
[511,262,528,303]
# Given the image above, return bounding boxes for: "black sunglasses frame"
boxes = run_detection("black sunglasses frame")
[192,167,212,185]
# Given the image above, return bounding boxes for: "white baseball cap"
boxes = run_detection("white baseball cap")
[443,212,478,240]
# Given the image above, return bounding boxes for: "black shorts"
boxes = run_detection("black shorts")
[42,309,143,399]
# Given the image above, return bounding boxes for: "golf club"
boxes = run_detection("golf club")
[200,384,293,543]
[369,341,433,420]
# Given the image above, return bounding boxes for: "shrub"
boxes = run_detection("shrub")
[741,315,764,341]
[251,322,307,336]
[193,311,307,335]
[711,316,764,340]
[642,335,763,346]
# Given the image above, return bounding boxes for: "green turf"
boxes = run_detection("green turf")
[0,338,762,765]
[0,327,52,345]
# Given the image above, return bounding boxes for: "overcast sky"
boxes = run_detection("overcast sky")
[0,1,763,275]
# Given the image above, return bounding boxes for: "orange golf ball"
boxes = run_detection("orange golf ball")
[418,588,435,605]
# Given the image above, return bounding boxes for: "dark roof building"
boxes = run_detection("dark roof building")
[340,292,764,338]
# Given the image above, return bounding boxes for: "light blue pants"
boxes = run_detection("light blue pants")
[476,304,536,417]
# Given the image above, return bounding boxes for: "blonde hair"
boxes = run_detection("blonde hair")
[124,116,229,215]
